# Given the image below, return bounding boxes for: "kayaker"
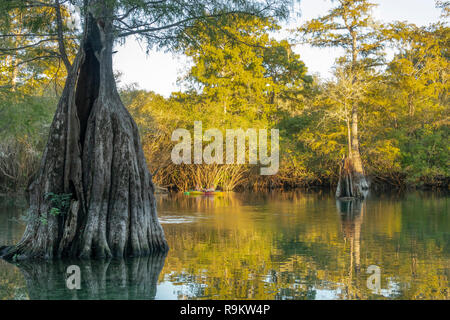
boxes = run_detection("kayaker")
[205,185,215,192]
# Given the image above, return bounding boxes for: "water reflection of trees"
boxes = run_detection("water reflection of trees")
[158,192,449,300]
[1,192,447,300]
[8,253,166,299]
[159,192,346,299]
[336,199,366,299]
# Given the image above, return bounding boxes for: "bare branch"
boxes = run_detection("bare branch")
[117,10,262,37]
[54,0,71,71]
[0,39,56,52]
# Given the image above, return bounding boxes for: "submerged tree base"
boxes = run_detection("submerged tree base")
[336,157,369,200]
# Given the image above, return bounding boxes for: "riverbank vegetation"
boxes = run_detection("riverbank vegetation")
[1,1,448,194]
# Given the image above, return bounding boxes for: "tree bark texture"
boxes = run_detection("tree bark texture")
[335,157,369,199]
[2,8,168,260]
[336,101,369,199]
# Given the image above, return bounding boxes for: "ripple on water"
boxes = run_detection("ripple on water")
[159,216,199,224]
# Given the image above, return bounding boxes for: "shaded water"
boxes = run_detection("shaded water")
[0,190,448,300]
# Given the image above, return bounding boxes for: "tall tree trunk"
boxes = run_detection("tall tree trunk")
[350,105,364,173]
[2,7,168,260]
[336,106,369,199]
[336,107,369,199]
[337,199,364,274]
[346,116,351,157]
[336,34,369,199]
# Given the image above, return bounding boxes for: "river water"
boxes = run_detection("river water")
[0,190,448,300]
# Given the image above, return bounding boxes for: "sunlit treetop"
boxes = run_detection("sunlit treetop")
[0,0,296,83]
[179,15,310,122]
[296,0,385,69]
[0,0,296,91]
[435,0,450,19]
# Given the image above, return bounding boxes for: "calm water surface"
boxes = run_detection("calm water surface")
[0,190,448,300]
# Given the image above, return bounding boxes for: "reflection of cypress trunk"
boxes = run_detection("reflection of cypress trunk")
[14,253,166,299]
[337,199,364,274]
[2,5,168,260]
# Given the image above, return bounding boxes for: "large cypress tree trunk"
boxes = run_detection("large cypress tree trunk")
[335,106,369,199]
[2,7,168,260]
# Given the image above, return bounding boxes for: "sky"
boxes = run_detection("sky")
[112,0,443,97]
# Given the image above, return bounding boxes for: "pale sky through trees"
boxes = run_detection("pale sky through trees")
[113,0,443,97]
